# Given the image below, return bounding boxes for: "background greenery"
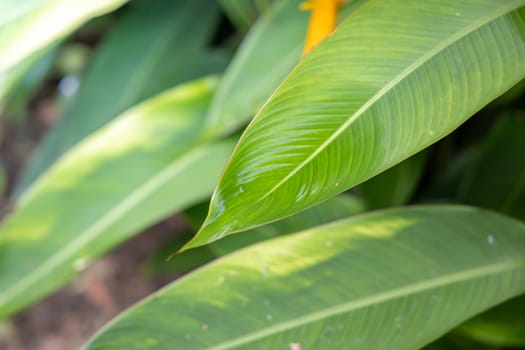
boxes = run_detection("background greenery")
[0,0,524,349]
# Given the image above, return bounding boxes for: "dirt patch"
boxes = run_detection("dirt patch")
[0,215,185,350]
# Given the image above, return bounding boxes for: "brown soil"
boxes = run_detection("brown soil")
[0,216,184,350]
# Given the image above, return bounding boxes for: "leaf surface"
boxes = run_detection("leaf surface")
[0,0,127,71]
[206,0,366,137]
[189,0,525,249]
[0,78,235,317]
[85,206,525,349]
[16,0,227,195]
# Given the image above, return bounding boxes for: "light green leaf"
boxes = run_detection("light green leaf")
[0,78,235,318]
[189,0,525,249]
[0,0,128,72]
[16,0,227,195]
[457,295,525,347]
[85,206,525,349]
[205,0,366,137]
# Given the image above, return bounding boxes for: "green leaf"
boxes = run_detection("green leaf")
[457,295,525,347]
[209,194,364,256]
[0,0,128,72]
[157,194,364,274]
[0,78,235,318]
[205,0,366,137]
[358,152,427,209]
[189,0,525,249]
[85,206,525,349]
[16,0,227,195]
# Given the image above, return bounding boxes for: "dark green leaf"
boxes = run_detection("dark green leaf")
[85,206,525,349]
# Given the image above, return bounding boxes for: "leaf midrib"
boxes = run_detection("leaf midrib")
[0,144,212,309]
[209,259,525,350]
[259,1,524,202]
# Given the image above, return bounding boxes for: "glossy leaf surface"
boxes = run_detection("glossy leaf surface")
[16,0,226,195]
[190,0,525,249]
[0,0,127,71]
[86,206,525,349]
[0,79,235,317]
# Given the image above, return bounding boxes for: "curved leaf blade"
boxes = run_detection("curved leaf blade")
[189,0,525,249]
[0,0,127,71]
[0,78,235,317]
[85,206,525,349]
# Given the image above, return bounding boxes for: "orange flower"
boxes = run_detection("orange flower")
[301,0,347,56]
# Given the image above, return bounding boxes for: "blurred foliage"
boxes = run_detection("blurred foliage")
[0,0,523,348]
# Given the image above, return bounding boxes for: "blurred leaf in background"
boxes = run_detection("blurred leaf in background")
[15,0,229,196]
[0,0,128,72]
[458,295,525,348]
[0,78,235,318]
[357,151,428,210]
[219,0,275,32]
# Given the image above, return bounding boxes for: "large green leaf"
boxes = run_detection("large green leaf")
[85,206,525,349]
[0,78,235,318]
[0,0,127,72]
[205,0,366,137]
[188,0,525,249]
[16,0,227,195]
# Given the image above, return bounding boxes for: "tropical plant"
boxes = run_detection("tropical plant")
[0,0,524,349]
